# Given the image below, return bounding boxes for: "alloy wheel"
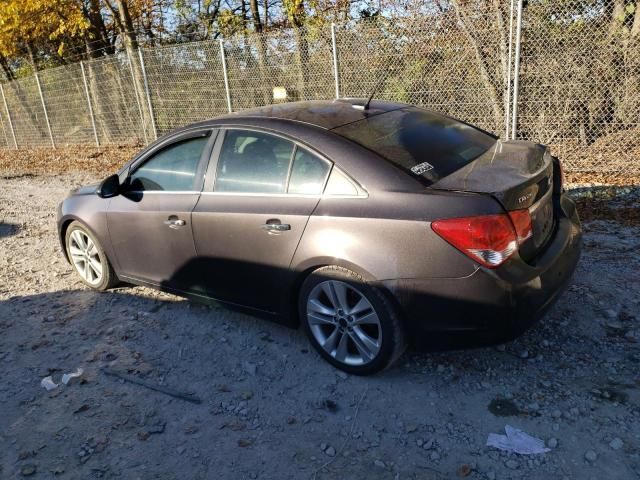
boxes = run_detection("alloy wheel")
[69,229,103,286]
[306,280,382,366]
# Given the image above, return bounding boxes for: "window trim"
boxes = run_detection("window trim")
[283,146,297,193]
[323,165,368,197]
[285,145,332,195]
[204,126,366,198]
[123,128,217,193]
[209,128,297,195]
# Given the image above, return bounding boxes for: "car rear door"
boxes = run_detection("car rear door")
[107,129,216,290]
[191,128,332,312]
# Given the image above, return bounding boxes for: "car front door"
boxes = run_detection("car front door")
[191,128,332,312]
[107,129,215,290]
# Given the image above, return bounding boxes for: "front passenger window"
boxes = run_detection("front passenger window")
[129,135,209,191]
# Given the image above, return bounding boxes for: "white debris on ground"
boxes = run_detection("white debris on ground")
[0,172,639,479]
[486,425,550,455]
[39,376,58,391]
[61,367,84,385]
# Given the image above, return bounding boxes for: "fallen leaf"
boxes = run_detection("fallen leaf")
[457,464,472,477]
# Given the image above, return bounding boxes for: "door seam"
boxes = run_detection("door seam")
[190,194,203,256]
[287,197,321,269]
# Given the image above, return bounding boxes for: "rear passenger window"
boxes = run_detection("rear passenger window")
[215,130,294,193]
[287,148,330,195]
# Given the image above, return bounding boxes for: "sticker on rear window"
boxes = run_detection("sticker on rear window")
[410,162,434,175]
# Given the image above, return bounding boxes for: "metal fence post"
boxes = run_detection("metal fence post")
[35,72,55,148]
[504,0,515,139]
[0,110,8,148]
[511,0,524,140]
[331,23,341,99]
[138,48,158,141]
[0,84,18,149]
[80,62,100,147]
[219,39,232,113]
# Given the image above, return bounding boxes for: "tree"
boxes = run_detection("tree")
[448,0,509,133]
[81,0,116,58]
[103,0,140,54]
[283,0,309,97]
[0,0,90,71]
[0,0,91,142]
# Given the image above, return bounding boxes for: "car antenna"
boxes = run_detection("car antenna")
[363,76,386,110]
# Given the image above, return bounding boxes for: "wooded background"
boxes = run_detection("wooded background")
[0,0,638,175]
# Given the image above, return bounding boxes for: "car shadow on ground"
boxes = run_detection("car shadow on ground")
[0,282,576,394]
[158,255,520,352]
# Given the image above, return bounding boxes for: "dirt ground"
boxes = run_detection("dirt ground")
[0,172,639,480]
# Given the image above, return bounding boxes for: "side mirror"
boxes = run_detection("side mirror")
[97,174,121,198]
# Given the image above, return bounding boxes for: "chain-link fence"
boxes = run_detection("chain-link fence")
[518,0,640,174]
[0,0,638,175]
[335,11,505,135]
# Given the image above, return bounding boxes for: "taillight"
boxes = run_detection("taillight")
[508,209,533,243]
[432,210,532,269]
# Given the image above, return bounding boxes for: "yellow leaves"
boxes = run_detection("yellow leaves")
[283,0,305,16]
[202,0,216,10]
[217,9,245,37]
[0,0,89,58]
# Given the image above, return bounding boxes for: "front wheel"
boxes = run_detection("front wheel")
[65,221,118,291]
[299,266,406,375]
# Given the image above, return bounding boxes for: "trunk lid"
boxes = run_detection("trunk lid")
[432,140,555,260]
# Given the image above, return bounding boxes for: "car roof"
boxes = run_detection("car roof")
[122,98,424,193]
[213,98,407,130]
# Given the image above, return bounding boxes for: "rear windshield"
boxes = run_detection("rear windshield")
[332,107,497,183]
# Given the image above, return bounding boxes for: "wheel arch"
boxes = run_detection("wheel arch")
[59,215,81,263]
[59,216,106,264]
[286,257,403,327]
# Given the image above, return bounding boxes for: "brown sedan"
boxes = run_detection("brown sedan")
[57,99,581,374]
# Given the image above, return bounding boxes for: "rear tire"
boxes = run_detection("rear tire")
[65,221,118,291]
[299,266,406,375]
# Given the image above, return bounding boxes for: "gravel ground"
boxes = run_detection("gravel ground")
[0,173,639,480]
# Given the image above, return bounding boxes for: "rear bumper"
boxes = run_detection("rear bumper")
[383,193,582,349]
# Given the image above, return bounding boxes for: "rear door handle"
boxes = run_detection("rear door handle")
[261,219,291,232]
[164,217,186,229]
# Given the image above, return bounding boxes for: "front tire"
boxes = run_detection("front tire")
[299,266,406,375]
[65,221,118,291]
